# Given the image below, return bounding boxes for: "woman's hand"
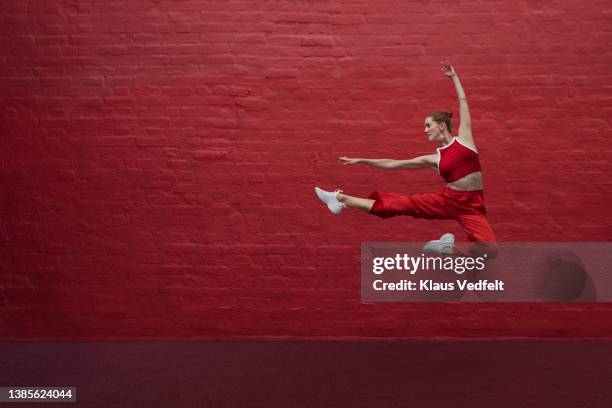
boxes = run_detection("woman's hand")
[339,156,361,165]
[440,61,456,78]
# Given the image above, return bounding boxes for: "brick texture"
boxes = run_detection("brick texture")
[1,0,612,339]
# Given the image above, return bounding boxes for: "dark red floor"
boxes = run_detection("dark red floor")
[1,341,610,407]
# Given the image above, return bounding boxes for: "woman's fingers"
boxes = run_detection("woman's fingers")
[440,61,455,77]
[440,60,453,72]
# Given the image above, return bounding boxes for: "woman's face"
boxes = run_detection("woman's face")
[424,117,445,142]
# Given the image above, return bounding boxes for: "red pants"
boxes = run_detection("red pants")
[368,188,497,257]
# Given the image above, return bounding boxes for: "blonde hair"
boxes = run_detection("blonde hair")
[429,111,453,133]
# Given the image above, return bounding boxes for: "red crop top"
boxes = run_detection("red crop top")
[437,137,482,183]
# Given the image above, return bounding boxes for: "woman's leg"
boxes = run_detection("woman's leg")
[316,187,454,219]
[454,214,498,258]
[337,191,453,215]
[337,193,375,213]
[368,191,455,220]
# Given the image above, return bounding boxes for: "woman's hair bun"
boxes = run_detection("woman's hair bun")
[429,110,454,132]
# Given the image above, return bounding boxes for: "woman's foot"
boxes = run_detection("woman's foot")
[423,233,455,254]
[314,187,346,215]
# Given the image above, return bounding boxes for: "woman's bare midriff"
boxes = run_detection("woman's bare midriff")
[446,171,483,191]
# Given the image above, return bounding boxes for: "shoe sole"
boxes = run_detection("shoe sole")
[327,203,342,215]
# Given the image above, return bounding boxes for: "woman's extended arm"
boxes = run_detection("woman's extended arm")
[339,155,437,170]
[441,61,475,146]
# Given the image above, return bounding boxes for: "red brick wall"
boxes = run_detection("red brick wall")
[1,0,611,338]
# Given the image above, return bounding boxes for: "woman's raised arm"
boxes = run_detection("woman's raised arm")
[441,61,475,147]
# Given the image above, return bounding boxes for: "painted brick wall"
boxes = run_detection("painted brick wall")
[1,0,611,339]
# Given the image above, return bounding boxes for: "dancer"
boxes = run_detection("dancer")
[315,62,496,256]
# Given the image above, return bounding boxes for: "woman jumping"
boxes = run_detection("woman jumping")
[314,62,497,256]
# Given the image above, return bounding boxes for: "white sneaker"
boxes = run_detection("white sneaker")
[314,187,346,215]
[423,233,455,254]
